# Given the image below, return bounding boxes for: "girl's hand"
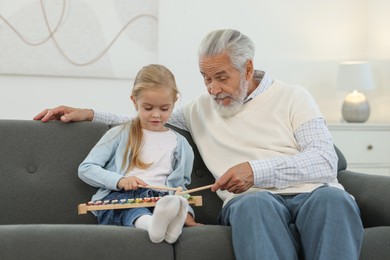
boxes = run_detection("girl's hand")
[184,213,203,227]
[117,176,147,190]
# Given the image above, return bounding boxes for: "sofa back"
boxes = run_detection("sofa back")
[0,120,348,226]
[167,124,223,224]
[0,120,109,224]
[0,120,222,225]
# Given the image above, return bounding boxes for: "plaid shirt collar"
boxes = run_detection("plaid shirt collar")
[244,70,273,103]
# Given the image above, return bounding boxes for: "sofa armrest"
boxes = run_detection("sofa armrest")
[337,170,390,228]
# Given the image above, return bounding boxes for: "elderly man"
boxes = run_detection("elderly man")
[35,29,363,260]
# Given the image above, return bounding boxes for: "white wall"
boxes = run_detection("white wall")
[1,0,390,122]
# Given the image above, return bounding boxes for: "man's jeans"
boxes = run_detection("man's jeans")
[219,186,363,260]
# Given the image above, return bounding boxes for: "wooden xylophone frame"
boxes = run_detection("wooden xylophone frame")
[78,195,203,215]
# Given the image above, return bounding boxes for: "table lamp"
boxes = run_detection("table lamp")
[336,61,375,123]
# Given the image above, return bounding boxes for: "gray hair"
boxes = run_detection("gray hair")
[198,29,255,72]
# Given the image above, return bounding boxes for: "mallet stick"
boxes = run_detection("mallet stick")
[176,184,214,195]
[138,185,183,192]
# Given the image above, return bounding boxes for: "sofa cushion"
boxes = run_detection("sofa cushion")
[360,226,390,260]
[174,225,234,260]
[0,224,173,260]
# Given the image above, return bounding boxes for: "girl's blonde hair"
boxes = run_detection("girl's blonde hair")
[122,64,179,172]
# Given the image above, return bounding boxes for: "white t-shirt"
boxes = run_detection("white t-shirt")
[125,129,177,186]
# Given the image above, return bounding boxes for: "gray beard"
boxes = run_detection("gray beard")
[211,77,249,117]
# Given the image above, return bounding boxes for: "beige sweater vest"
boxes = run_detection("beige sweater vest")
[183,80,327,204]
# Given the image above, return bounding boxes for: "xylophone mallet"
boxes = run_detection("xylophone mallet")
[138,185,183,192]
[175,184,214,195]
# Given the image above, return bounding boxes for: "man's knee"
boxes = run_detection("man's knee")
[306,186,359,214]
[220,192,283,224]
[231,192,278,210]
[311,186,350,202]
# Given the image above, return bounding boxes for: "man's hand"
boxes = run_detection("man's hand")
[117,176,147,191]
[33,105,94,122]
[211,162,254,194]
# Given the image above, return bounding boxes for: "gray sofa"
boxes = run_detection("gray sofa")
[0,120,389,260]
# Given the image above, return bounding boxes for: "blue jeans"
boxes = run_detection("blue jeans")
[219,186,363,260]
[96,188,167,227]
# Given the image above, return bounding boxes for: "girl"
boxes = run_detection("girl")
[78,64,196,244]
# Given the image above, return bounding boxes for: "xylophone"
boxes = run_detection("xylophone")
[78,195,202,214]
[78,184,213,215]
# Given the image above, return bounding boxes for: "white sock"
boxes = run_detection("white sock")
[148,195,180,243]
[165,196,189,244]
[134,215,152,231]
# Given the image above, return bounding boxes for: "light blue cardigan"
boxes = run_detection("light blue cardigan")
[78,123,194,208]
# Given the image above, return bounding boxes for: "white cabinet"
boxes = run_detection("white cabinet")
[328,123,390,176]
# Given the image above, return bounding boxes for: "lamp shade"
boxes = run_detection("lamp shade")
[337,61,375,91]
